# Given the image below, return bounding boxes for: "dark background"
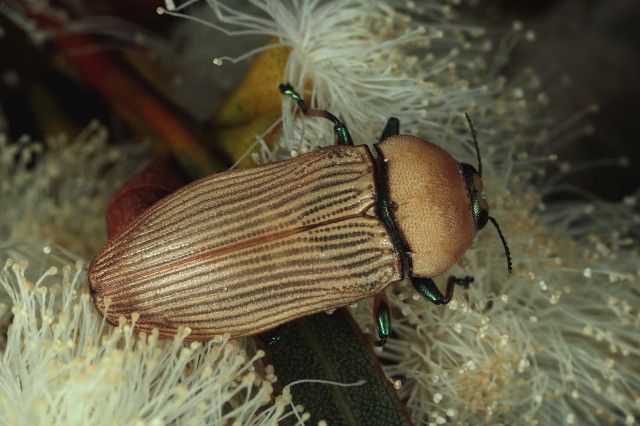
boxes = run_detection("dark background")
[479,0,640,200]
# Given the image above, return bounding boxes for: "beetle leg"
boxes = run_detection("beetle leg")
[278,83,354,146]
[333,123,354,146]
[412,276,473,305]
[373,292,392,346]
[379,117,400,141]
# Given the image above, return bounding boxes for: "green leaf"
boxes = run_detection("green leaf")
[258,309,412,426]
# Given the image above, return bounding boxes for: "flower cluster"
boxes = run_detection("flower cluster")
[0,123,297,424]
[0,122,143,259]
[0,254,296,425]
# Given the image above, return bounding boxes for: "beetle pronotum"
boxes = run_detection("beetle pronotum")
[89,84,511,345]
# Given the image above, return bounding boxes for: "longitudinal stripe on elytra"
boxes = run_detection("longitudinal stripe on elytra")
[95,184,376,276]
[104,247,394,307]
[127,292,346,337]
[134,167,371,243]
[130,150,370,235]
[97,152,370,261]
[99,176,368,265]
[103,223,397,301]
[168,294,359,327]
[106,237,393,299]
[95,160,374,269]
[109,182,372,266]
[94,224,389,292]
[96,213,386,287]
[166,266,398,322]
[134,165,368,239]
[110,247,395,310]
[150,280,372,321]
[154,291,363,326]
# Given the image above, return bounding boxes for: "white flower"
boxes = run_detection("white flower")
[0,122,144,259]
[161,0,489,162]
[0,254,295,425]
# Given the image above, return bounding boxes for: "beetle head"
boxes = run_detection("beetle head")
[377,135,477,278]
[376,114,512,276]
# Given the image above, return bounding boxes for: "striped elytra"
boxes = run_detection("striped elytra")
[88,135,481,341]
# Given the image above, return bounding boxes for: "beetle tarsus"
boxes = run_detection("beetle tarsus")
[373,292,391,346]
[412,275,474,305]
[279,83,354,146]
[334,123,354,146]
[279,83,307,113]
[445,275,474,302]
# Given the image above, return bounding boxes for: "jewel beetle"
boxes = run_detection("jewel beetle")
[88,84,511,345]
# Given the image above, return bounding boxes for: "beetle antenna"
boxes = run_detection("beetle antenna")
[488,216,512,273]
[464,112,482,176]
[279,83,341,127]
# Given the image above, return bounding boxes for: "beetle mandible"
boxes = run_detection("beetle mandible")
[88,84,511,345]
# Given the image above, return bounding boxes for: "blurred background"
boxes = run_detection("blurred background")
[1,0,638,200]
[479,0,640,200]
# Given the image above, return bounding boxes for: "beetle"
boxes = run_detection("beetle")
[88,84,511,345]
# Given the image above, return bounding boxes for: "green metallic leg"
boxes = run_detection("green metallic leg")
[279,83,306,111]
[373,292,391,346]
[379,117,400,141]
[333,123,354,146]
[412,276,473,305]
[278,83,354,146]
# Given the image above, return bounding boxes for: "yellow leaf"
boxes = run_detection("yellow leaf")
[210,46,289,166]
[214,113,281,168]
